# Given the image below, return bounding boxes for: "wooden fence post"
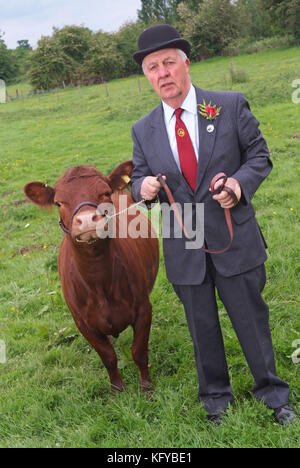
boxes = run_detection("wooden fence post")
[101,77,109,97]
[137,77,141,93]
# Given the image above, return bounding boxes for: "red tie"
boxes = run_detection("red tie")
[175,108,198,191]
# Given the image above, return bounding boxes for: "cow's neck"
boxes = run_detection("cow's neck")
[70,239,114,291]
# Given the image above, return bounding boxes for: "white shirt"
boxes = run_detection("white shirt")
[162,85,199,172]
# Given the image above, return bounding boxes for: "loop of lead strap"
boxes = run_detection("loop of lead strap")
[156,173,235,254]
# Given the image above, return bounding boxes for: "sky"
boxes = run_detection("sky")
[0,0,142,49]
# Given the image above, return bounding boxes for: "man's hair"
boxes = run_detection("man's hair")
[142,49,188,74]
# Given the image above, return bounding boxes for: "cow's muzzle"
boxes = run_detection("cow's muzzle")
[59,201,110,244]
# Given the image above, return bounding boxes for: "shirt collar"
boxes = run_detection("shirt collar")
[162,85,197,124]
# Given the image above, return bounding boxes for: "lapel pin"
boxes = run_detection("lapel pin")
[207,124,214,133]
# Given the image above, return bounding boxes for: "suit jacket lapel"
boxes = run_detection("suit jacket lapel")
[195,87,218,194]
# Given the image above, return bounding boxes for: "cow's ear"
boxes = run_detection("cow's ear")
[24,182,55,207]
[107,160,133,191]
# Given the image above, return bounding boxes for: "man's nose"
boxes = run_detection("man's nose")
[157,65,170,78]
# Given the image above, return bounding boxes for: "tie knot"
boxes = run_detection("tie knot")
[175,108,183,119]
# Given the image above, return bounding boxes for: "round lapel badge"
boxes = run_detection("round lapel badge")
[207,124,215,133]
[177,128,185,138]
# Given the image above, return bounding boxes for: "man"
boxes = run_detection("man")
[130,24,296,425]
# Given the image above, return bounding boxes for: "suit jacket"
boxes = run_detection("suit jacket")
[131,86,272,285]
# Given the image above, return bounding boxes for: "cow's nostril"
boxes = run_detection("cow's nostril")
[92,213,99,222]
[73,212,100,231]
[75,217,83,225]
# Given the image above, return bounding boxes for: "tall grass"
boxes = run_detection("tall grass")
[0,46,300,448]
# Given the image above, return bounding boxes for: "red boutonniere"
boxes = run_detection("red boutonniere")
[198,100,222,120]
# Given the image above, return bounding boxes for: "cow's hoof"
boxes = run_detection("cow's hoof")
[111,383,125,394]
[141,380,154,398]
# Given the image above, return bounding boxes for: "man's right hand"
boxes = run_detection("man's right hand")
[141,176,166,201]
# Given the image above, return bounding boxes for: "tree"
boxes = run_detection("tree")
[178,0,238,59]
[82,32,125,82]
[115,21,147,76]
[184,0,203,10]
[29,35,78,89]
[52,25,92,63]
[235,0,272,39]
[260,0,290,33]
[17,40,32,50]
[28,26,92,88]
[286,0,300,42]
[13,40,32,82]
[138,0,202,23]
[0,31,18,83]
[260,0,300,40]
[152,0,177,22]
[138,0,156,22]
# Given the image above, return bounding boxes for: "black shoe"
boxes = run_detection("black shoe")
[273,405,297,425]
[207,411,225,426]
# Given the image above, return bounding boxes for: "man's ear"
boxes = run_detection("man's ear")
[107,160,133,191]
[24,182,55,207]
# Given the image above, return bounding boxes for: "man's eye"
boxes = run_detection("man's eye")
[55,202,62,207]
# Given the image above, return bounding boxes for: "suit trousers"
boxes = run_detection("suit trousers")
[173,255,290,414]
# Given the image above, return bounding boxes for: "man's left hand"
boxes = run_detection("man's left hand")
[211,177,241,209]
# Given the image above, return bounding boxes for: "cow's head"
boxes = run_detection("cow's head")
[24,160,133,245]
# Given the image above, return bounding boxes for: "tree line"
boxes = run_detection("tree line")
[0,0,299,88]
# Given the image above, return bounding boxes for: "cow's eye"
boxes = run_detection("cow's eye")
[104,192,111,198]
[55,201,62,207]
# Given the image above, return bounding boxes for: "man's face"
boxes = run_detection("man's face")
[143,48,191,108]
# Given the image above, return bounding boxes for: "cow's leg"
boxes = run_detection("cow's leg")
[94,334,125,393]
[73,318,125,392]
[132,303,154,394]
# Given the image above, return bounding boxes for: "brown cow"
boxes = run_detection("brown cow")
[24,161,159,393]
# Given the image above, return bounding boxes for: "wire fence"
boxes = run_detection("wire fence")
[2,77,144,104]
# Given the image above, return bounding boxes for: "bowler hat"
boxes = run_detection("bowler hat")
[133,24,191,66]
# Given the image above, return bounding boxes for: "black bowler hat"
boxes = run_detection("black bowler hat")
[133,24,191,66]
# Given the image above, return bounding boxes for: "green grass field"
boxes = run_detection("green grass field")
[0,46,300,448]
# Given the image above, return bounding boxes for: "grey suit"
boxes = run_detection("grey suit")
[131,86,290,413]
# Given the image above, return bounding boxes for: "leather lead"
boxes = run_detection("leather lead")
[156,172,235,254]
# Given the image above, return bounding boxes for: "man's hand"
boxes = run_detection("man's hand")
[211,177,241,209]
[141,176,166,201]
